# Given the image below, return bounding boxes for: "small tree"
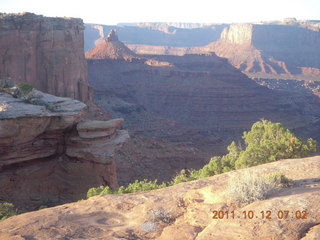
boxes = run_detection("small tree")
[235,120,317,168]
[0,202,16,221]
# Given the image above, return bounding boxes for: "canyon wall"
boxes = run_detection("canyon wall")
[0,89,128,210]
[125,21,320,81]
[0,13,92,102]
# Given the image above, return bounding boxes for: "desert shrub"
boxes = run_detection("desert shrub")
[87,185,113,198]
[264,172,293,187]
[0,202,17,221]
[17,82,33,96]
[87,179,167,198]
[170,169,201,185]
[227,171,290,204]
[120,179,166,193]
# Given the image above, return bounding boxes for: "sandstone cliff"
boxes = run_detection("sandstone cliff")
[0,156,319,239]
[0,13,91,102]
[0,89,128,210]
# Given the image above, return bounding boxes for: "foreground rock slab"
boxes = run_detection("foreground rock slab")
[0,156,319,239]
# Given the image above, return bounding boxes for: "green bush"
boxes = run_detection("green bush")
[0,202,17,221]
[17,82,33,96]
[234,120,317,168]
[87,179,167,198]
[197,120,317,175]
[170,169,201,185]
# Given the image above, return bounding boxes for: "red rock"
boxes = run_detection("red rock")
[0,90,128,210]
[85,29,137,60]
[0,13,92,103]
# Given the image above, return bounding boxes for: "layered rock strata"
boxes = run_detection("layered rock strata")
[0,13,92,102]
[87,33,320,154]
[0,90,128,210]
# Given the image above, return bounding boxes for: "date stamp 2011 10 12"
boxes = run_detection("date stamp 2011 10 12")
[212,210,307,220]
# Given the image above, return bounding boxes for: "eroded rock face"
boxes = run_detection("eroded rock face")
[0,13,92,102]
[0,90,128,210]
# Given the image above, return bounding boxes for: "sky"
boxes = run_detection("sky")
[1,0,319,25]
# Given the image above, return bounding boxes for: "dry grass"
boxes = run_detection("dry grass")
[227,171,282,204]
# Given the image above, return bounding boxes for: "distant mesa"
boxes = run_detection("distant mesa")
[121,22,320,81]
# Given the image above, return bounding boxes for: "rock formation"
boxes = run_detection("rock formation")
[204,23,320,80]
[0,89,128,210]
[84,23,226,51]
[124,21,320,81]
[0,13,92,103]
[85,29,138,60]
[0,155,319,239]
[87,32,320,156]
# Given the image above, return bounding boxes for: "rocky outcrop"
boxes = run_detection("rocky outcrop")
[0,89,128,210]
[85,29,138,60]
[0,155,319,239]
[0,13,92,102]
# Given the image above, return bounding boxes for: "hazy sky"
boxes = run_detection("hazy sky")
[1,0,319,24]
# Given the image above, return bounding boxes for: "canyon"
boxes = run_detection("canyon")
[87,31,320,155]
[95,20,320,81]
